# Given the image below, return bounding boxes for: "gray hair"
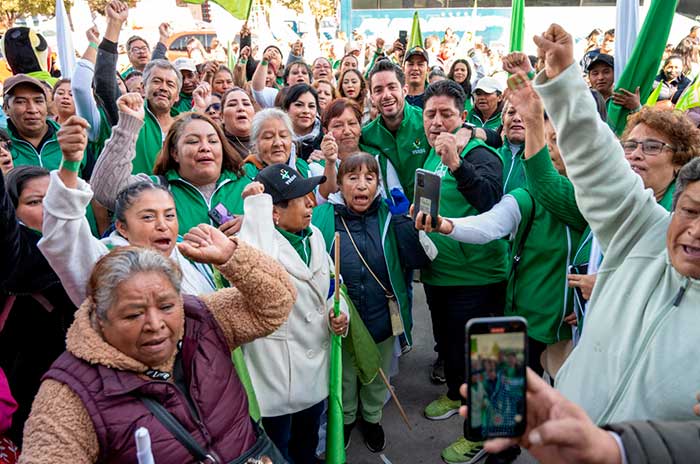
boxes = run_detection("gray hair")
[251,108,294,158]
[673,157,700,210]
[88,246,182,321]
[143,59,183,93]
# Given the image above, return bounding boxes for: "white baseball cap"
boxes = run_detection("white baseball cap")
[173,57,197,73]
[474,76,505,94]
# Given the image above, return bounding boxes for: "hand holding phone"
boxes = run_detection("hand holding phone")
[208,203,234,227]
[413,169,441,229]
[465,317,527,441]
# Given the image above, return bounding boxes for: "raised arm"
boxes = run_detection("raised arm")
[178,224,295,350]
[90,93,150,211]
[95,0,129,125]
[531,25,667,258]
[151,23,171,61]
[72,27,102,141]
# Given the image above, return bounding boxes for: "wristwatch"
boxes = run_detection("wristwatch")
[462,121,477,140]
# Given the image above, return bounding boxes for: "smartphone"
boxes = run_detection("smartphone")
[413,169,441,228]
[465,317,527,442]
[398,30,408,48]
[208,203,235,226]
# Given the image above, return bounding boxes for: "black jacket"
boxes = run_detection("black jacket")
[605,421,700,464]
[0,172,76,446]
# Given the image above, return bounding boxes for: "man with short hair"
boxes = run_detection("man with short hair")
[403,46,429,108]
[131,59,182,174]
[468,77,504,130]
[4,74,84,172]
[586,53,614,101]
[418,79,506,464]
[172,57,199,113]
[121,35,150,78]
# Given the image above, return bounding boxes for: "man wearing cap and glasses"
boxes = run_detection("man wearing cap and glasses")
[3,74,86,173]
[404,46,430,109]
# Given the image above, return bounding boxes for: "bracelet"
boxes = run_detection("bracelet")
[239,58,247,65]
[527,70,535,80]
[261,59,269,66]
[89,41,98,50]
[60,159,81,173]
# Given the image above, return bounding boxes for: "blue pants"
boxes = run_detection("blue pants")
[261,400,325,464]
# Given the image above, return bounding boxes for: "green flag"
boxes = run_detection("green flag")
[607,0,679,136]
[509,0,525,53]
[645,82,663,107]
[409,11,423,50]
[326,270,346,464]
[676,75,700,111]
[184,0,253,21]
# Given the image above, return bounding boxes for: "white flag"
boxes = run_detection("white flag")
[56,0,76,79]
[614,0,640,82]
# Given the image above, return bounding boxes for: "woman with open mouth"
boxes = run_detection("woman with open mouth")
[222,87,257,160]
[39,116,217,306]
[91,93,252,239]
[51,80,76,126]
[312,153,427,453]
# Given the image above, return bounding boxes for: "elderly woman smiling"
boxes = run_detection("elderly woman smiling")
[19,226,296,463]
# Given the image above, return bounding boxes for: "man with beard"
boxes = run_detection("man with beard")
[362,59,488,203]
[131,59,181,174]
[404,46,429,108]
[467,77,504,130]
[172,57,199,113]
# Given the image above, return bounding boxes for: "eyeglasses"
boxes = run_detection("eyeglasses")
[130,46,149,53]
[620,139,676,156]
[0,141,10,151]
[205,103,221,113]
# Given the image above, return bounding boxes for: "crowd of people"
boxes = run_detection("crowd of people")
[1,1,700,463]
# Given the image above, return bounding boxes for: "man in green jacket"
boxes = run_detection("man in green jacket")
[418,79,507,464]
[499,101,526,193]
[172,57,199,113]
[3,74,85,173]
[132,59,182,175]
[361,59,478,202]
[468,77,504,130]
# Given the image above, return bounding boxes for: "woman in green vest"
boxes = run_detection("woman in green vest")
[91,93,251,237]
[312,153,427,452]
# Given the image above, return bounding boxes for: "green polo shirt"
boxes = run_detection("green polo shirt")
[360,103,429,202]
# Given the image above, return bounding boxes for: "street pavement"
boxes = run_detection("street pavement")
[344,283,538,464]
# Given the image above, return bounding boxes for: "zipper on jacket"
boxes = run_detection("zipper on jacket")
[12,139,43,167]
[596,280,691,424]
[175,177,232,223]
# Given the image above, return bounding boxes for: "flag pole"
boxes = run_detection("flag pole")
[378,368,412,430]
[326,233,346,464]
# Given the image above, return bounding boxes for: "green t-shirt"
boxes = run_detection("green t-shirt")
[420,139,509,287]
[360,103,429,202]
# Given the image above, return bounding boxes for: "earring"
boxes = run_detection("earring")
[275,218,279,225]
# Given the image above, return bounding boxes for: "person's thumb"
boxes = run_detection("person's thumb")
[529,418,583,449]
[635,86,640,96]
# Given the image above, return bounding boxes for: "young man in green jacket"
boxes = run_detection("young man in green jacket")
[418,79,507,464]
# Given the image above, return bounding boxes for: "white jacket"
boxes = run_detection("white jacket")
[535,64,699,424]
[38,171,215,307]
[238,193,349,417]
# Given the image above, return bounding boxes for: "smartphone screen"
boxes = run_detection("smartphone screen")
[465,317,527,441]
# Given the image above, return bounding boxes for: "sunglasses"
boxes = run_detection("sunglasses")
[205,103,221,113]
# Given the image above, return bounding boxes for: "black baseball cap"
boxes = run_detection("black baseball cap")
[404,46,429,64]
[255,164,326,204]
[586,53,614,72]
